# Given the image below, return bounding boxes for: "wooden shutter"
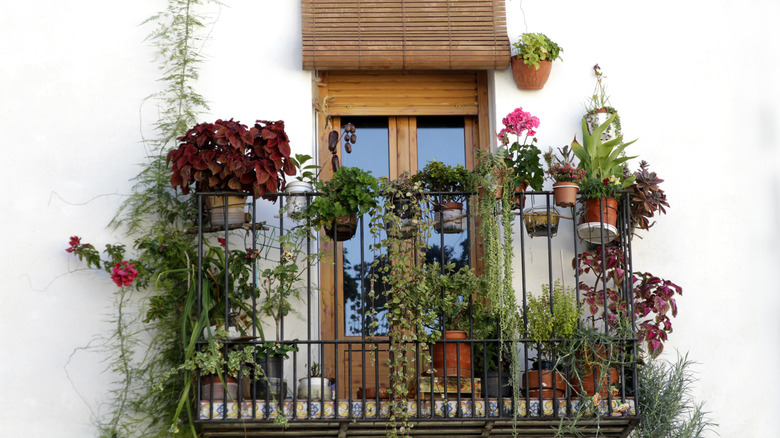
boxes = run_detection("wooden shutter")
[302,0,511,71]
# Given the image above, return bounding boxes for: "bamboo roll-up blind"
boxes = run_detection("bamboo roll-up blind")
[302,0,511,70]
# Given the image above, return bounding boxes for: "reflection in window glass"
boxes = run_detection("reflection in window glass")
[417,117,470,271]
[341,117,389,337]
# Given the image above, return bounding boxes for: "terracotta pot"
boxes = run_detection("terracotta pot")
[201,375,239,401]
[571,367,621,398]
[582,197,618,226]
[431,330,472,377]
[433,202,466,234]
[324,214,358,241]
[523,370,566,398]
[578,197,619,244]
[553,182,579,208]
[511,183,528,210]
[511,58,553,90]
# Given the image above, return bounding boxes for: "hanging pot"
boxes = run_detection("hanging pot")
[433,202,466,234]
[552,182,579,208]
[385,197,417,240]
[584,109,621,143]
[283,181,314,219]
[431,330,472,377]
[324,214,359,241]
[511,58,553,90]
[577,197,619,244]
[206,194,248,226]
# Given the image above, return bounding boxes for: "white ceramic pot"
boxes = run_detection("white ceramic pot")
[283,181,314,219]
[297,377,333,400]
[584,111,621,143]
[433,202,466,234]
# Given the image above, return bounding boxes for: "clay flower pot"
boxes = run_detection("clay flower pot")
[511,58,552,90]
[431,330,472,377]
[522,370,566,399]
[552,182,579,208]
[577,197,619,244]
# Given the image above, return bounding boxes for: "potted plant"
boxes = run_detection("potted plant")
[522,280,579,399]
[472,309,515,398]
[164,329,259,402]
[628,160,669,235]
[584,65,621,142]
[413,160,475,234]
[497,107,544,209]
[305,165,379,241]
[283,153,319,219]
[166,118,296,226]
[510,33,563,90]
[296,363,333,400]
[571,113,637,245]
[378,172,428,240]
[421,262,487,377]
[543,145,587,208]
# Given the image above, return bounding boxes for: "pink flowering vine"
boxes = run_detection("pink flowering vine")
[111,261,139,287]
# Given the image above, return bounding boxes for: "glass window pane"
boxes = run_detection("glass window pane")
[341,117,389,337]
[416,116,469,270]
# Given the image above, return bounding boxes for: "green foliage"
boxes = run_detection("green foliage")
[634,354,716,438]
[258,224,323,341]
[512,32,563,69]
[571,113,637,199]
[288,153,319,185]
[421,262,486,331]
[524,281,579,361]
[306,166,379,230]
[367,178,435,438]
[504,139,544,190]
[413,160,476,203]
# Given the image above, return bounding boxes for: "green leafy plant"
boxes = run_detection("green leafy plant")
[167,118,297,198]
[163,329,259,382]
[524,280,579,362]
[257,224,323,341]
[571,113,637,199]
[497,107,544,190]
[305,165,379,230]
[367,179,435,438]
[511,32,563,69]
[412,160,475,203]
[421,262,486,332]
[288,153,320,185]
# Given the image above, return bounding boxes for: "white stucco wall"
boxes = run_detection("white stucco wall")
[2,0,778,436]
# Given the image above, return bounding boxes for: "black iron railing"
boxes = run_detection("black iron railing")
[192,190,639,426]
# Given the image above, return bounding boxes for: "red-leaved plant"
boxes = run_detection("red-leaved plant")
[167,118,296,198]
[575,246,681,357]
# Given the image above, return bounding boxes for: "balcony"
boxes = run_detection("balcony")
[191,191,640,437]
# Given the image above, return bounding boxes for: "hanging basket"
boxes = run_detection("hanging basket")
[324,214,359,241]
[511,58,552,90]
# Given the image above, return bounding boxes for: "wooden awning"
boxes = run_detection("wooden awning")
[302,0,511,71]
